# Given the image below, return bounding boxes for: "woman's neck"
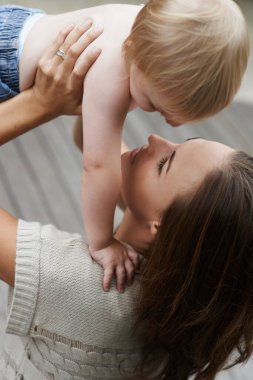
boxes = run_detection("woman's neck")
[114,208,153,255]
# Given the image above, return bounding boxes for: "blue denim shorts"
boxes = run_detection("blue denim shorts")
[0,5,44,102]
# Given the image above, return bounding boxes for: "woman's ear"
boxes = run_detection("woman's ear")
[149,220,160,238]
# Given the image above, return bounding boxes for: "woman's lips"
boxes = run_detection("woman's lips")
[130,147,141,164]
[130,145,147,164]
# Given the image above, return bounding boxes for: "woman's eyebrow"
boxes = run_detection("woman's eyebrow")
[165,138,201,174]
[165,151,176,174]
[185,137,201,142]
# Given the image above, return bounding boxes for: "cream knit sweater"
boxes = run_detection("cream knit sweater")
[0,220,160,380]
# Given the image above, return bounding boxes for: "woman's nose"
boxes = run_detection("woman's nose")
[148,134,176,151]
[148,134,164,146]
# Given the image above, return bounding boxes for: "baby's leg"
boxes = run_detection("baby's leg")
[19,13,53,91]
[73,116,83,152]
[0,6,45,101]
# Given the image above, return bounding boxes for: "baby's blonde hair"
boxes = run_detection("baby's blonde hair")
[124,0,250,123]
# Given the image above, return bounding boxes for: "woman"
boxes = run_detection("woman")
[1,127,253,379]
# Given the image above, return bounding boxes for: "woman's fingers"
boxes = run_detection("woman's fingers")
[78,24,104,51]
[63,24,103,70]
[34,20,102,116]
[41,20,103,67]
[51,22,103,90]
[58,21,93,61]
[72,46,102,85]
[41,21,103,75]
[40,24,75,62]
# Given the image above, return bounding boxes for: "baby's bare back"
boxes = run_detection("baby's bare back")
[19,4,141,92]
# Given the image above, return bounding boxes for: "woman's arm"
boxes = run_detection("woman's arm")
[0,209,17,287]
[0,23,102,286]
[0,22,102,145]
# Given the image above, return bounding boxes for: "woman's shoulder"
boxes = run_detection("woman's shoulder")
[17,219,92,279]
[14,219,141,351]
[17,219,139,296]
[40,221,87,249]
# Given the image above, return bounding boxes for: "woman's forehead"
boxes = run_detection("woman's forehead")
[167,139,232,192]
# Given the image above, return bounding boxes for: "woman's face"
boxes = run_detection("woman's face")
[121,135,233,223]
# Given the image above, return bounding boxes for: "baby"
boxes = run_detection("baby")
[0,1,249,292]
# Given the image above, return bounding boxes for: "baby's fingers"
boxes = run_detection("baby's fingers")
[124,259,135,286]
[103,267,114,292]
[128,250,140,269]
[116,266,126,294]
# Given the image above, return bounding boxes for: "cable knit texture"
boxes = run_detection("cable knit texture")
[1,220,159,379]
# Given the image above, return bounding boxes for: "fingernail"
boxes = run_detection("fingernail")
[91,46,102,55]
[64,23,75,31]
[83,19,93,27]
[93,24,103,34]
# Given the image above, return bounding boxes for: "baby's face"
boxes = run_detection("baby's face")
[129,63,182,127]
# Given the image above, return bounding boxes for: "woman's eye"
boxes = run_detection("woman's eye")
[157,156,168,174]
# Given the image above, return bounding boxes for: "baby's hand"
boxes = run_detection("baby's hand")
[90,239,139,293]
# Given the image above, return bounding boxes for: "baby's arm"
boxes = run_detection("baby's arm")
[117,141,130,211]
[81,52,138,292]
[73,117,128,211]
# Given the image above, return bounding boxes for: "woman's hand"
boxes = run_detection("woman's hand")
[32,21,103,117]
[0,21,102,145]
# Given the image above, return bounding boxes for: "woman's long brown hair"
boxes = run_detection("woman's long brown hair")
[136,151,253,379]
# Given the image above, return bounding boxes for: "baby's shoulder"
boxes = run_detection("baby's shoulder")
[84,37,130,107]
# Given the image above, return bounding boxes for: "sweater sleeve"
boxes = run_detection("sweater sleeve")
[6,219,41,336]
[6,219,140,350]
[6,219,86,337]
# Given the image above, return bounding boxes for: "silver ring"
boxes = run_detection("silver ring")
[56,49,66,59]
